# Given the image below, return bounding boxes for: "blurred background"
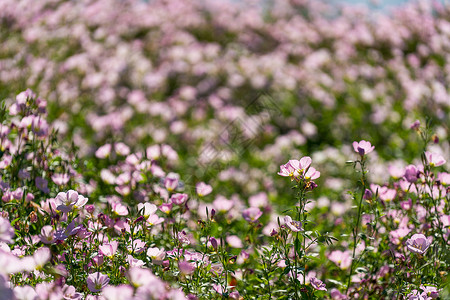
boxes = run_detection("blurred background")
[0,0,448,209]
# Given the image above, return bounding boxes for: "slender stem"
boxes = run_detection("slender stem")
[346,159,367,294]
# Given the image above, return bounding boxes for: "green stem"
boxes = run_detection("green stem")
[346,160,367,294]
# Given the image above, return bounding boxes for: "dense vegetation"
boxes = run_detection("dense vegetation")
[0,0,448,299]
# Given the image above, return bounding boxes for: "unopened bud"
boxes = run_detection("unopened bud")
[85,205,95,214]
[29,211,38,223]
[363,189,373,200]
[134,215,144,224]
[209,237,218,250]
[410,120,420,130]
[432,134,439,144]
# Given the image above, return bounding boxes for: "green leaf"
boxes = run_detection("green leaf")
[327,279,343,286]
[10,217,20,227]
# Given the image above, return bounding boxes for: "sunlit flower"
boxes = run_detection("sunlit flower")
[86,272,109,292]
[425,152,446,167]
[352,140,375,157]
[0,217,15,244]
[170,193,188,205]
[304,167,320,181]
[55,190,87,213]
[196,182,212,197]
[328,250,352,270]
[178,260,196,275]
[164,173,179,192]
[310,277,327,291]
[99,241,119,258]
[404,165,419,183]
[111,202,129,216]
[406,234,431,255]
[137,203,157,219]
[242,207,262,223]
[284,216,303,232]
[39,225,55,244]
[147,247,165,265]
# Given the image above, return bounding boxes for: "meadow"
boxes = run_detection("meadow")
[0,0,449,299]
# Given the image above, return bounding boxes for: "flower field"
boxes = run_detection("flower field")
[0,0,449,299]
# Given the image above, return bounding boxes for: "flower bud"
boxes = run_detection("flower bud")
[363,189,373,200]
[209,237,218,250]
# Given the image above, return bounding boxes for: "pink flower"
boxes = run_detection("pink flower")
[249,192,268,208]
[410,120,421,130]
[213,284,224,295]
[304,167,320,181]
[147,247,165,265]
[102,285,134,300]
[137,203,157,219]
[62,284,83,300]
[438,172,449,186]
[278,157,312,179]
[146,214,164,226]
[284,216,303,232]
[0,217,15,244]
[13,286,38,300]
[86,272,109,292]
[363,189,373,200]
[39,225,55,244]
[352,140,375,156]
[213,196,234,212]
[328,250,352,270]
[0,155,12,169]
[388,164,405,179]
[146,145,161,160]
[208,237,219,250]
[178,260,196,275]
[35,177,49,194]
[310,277,327,291]
[177,231,191,245]
[55,221,81,241]
[420,285,440,298]
[330,288,347,299]
[33,247,51,270]
[425,152,446,167]
[277,161,297,178]
[294,156,313,174]
[389,228,411,245]
[159,203,172,214]
[99,241,119,258]
[242,207,263,223]
[51,173,70,186]
[379,188,396,202]
[404,165,419,183]
[114,143,130,156]
[406,234,432,255]
[128,239,146,254]
[170,193,188,205]
[127,255,144,268]
[55,190,87,213]
[196,182,212,197]
[164,173,179,192]
[226,235,243,248]
[95,144,112,159]
[111,202,128,216]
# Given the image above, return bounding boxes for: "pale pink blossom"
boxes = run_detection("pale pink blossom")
[86,272,109,293]
[406,234,432,255]
[425,152,446,167]
[284,216,303,232]
[310,277,327,291]
[352,140,375,156]
[196,182,212,197]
